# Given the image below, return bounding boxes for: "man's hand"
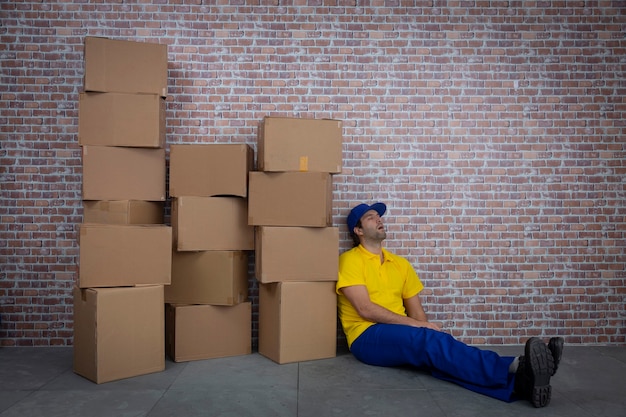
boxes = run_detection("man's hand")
[409,320,442,332]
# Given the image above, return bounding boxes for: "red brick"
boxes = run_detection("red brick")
[1,2,625,348]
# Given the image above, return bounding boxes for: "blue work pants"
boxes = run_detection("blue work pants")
[350,324,518,402]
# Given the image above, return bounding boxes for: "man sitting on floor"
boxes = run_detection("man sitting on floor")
[337,202,564,407]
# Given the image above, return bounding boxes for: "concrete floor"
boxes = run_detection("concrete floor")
[0,345,624,417]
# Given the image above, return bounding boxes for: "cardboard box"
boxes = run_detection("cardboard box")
[165,303,251,362]
[84,37,168,97]
[82,146,166,201]
[83,200,164,224]
[248,172,333,227]
[79,92,166,148]
[255,226,339,283]
[78,224,172,288]
[258,117,343,173]
[73,285,165,384]
[169,144,253,198]
[165,250,248,306]
[172,196,254,251]
[259,281,337,364]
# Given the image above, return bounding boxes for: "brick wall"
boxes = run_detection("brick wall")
[1,1,624,347]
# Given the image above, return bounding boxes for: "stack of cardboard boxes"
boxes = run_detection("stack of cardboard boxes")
[74,37,170,383]
[164,144,254,362]
[73,37,346,378]
[249,117,343,364]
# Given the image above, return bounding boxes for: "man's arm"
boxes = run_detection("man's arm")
[404,294,441,331]
[340,285,440,330]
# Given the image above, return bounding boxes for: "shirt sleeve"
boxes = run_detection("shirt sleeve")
[336,249,365,294]
[399,256,424,300]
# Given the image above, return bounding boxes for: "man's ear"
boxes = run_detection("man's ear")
[353,226,362,236]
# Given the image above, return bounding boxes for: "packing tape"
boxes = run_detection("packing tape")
[299,156,308,172]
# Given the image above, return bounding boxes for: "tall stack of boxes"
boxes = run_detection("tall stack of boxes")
[74,37,170,383]
[249,117,343,364]
[165,144,254,362]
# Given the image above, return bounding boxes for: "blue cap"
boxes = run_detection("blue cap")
[347,202,387,233]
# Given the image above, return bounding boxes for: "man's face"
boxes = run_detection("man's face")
[357,209,386,241]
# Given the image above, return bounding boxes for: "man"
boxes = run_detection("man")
[337,202,564,408]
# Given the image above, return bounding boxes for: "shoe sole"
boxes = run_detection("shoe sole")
[526,338,554,408]
[548,337,564,376]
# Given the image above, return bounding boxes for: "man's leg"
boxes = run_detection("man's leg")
[350,324,517,402]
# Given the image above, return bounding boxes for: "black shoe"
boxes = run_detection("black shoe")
[516,337,555,408]
[548,337,564,376]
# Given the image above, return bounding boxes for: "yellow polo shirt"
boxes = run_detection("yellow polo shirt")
[336,245,424,348]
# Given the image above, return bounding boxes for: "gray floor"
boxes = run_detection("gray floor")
[0,345,624,417]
